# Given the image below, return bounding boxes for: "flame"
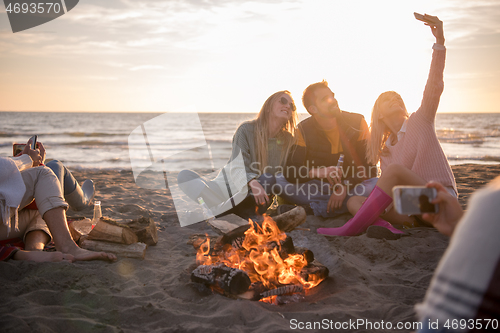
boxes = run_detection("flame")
[196,215,325,298]
[196,234,212,265]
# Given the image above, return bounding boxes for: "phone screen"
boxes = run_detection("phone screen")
[29,135,38,149]
[13,143,25,156]
[393,186,438,215]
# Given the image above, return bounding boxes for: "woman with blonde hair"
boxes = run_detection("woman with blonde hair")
[178,90,297,221]
[318,14,457,237]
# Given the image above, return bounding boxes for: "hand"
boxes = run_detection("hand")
[249,179,270,206]
[422,14,445,45]
[421,181,463,236]
[327,185,347,213]
[311,166,342,186]
[22,139,44,167]
[37,141,46,165]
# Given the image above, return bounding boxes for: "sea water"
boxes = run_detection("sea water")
[1,112,499,171]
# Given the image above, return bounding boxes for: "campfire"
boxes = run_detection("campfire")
[189,210,329,305]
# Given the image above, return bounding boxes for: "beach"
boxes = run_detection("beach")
[0,163,498,333]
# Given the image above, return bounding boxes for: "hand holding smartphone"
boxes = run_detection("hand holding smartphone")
[12,135,39,156]
[29,135,38,149]
[393,186,439,215]
[414,12,434,24]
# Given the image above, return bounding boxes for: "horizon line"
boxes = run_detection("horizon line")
[1,110,500,114]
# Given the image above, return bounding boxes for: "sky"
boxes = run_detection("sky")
[0,0,499,119]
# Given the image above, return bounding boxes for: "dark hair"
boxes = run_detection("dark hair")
[302,80,329,114]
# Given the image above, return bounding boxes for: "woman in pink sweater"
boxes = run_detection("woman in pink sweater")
[318,14,457,237]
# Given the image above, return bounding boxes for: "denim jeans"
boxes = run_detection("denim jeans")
[274,174,378,218]
[46,160,78,195]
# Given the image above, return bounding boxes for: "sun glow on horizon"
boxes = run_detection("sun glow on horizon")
[1,0,499,116]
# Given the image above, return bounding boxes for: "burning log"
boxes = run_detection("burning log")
[295,247,315,265]
[238,283,305,302]
[273,206,307,232]
[190,214,329,303]
[219,206,307,246]
[260,284,304,298]
[191,264,251,296]
[299,260,329,286]
[220,224,250,249]
[268,236,295,260]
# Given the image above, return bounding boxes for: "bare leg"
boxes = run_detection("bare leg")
[381,207,417,227]
[42,207,116,262]
[375,164,427,196]
[24,230,51,251]
[13,250,74,262]
[347,164,425,225]
[346,196,365,215]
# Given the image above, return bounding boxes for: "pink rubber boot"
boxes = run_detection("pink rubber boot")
[317,186,393,236]
[372,218,404,234]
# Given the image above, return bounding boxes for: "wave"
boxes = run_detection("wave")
[436,128,500,145]
[61,140,129,146]
[66,132,123,137]
[0,131,124,138]
[447,155,500,163]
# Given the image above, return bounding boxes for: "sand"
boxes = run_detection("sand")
[0,164,498,333]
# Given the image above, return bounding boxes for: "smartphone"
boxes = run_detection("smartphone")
[393,186,439,215]
[414,12,432,24]
[12,143,25,156]
[29,135,38,149]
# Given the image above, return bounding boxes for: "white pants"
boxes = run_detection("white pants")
[0,166,68,242]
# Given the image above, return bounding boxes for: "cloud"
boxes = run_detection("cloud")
[85,75,119,81]
[442,0,500,47]
[129,65,165,71]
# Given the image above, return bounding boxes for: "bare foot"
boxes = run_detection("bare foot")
[68,247,117,262]
[13,250,74,263]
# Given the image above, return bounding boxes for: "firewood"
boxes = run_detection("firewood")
[220,224,250,248]
[68,218,93,242]
[299,260,329,283]
[88,218,138,245]
[273,206,307,232]
[80,239,147,259]
[191,264,251,295]
[295,247,315,265]
[207,219,240,235]
[260,284,304,298]
[125,217,158,246]
[187,234,222,251]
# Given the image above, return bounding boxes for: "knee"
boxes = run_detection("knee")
[346,196,364,215]
[36,166,58,180]
[45,160,63,172]
[177,169,198,184]
[382,164,406,180]
[346,196,356,212]
[45,159,62,167]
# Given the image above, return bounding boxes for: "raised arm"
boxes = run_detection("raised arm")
[417,15,446,123]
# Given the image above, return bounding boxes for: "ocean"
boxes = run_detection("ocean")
[1,112,499,172]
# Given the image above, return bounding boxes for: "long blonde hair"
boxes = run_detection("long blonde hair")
[254,91,297,173]
[366,91,409,165]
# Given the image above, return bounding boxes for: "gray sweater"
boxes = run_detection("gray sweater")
[212,120,289,194]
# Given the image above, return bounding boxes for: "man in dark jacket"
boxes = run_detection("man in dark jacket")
[276,80,378,217]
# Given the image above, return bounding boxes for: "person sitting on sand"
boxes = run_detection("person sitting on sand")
[318,14,457,237]
[20,139,95,211]
[274,81,379,219]
[414,178,500,331]
[177,91,297,221]
[0,143,116,262]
